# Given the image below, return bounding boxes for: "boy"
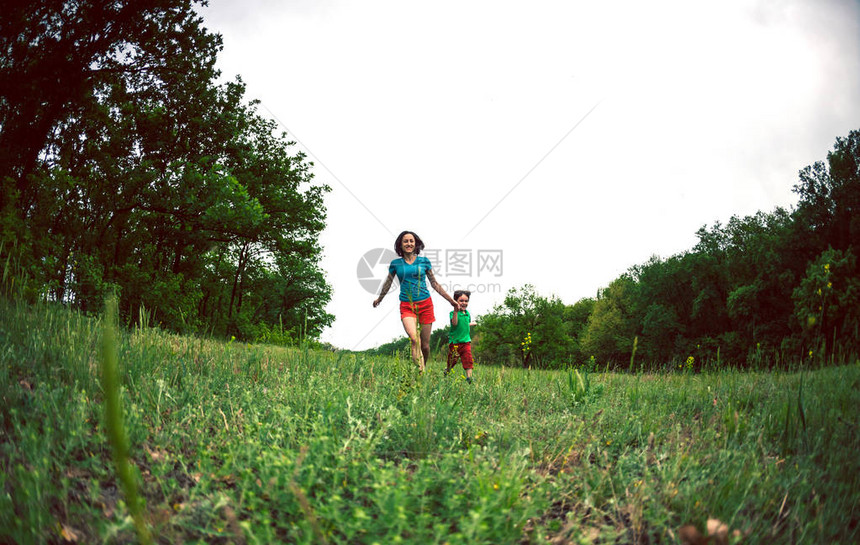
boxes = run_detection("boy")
[445,290,477,383]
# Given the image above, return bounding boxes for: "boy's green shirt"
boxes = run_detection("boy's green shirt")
[448,310,471,344]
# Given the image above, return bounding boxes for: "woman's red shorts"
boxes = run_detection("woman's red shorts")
[399,298,435,324]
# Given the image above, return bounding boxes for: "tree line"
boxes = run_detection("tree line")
[0,0,332,342]
[474,130,860,369]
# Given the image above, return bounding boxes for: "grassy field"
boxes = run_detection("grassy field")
[1,299,858,544]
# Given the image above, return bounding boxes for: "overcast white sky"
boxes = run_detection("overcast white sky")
[199,0,860,351]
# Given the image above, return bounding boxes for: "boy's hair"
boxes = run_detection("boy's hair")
[394,230,425,257]
[453,290,471,300]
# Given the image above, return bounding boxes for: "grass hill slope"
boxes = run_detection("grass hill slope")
[1,300,858,544]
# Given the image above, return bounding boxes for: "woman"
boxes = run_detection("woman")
[373,230,458,371]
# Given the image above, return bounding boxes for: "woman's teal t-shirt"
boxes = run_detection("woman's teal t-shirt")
[389,256,432,302]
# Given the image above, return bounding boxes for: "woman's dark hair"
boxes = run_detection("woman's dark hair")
[394,231,425,257]
[454,290,471,300]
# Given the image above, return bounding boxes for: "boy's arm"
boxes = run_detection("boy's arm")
[451,309,458,327]
[468,311,476,326]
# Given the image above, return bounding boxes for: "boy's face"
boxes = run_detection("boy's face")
[457,295,470,310]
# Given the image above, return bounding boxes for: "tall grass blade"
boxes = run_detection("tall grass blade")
[100,295,153,545]
[629,335,638,372]
[797,373,807,434]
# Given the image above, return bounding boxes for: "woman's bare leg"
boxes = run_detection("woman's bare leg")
[401,317,424,370]
[420,323,433,368]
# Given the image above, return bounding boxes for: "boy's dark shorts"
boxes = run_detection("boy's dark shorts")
[447,342,473,369]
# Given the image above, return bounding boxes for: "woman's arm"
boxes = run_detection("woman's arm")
[426,268,458,307]
[373,272,395,307]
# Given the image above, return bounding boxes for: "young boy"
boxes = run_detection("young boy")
[445,290,477,383]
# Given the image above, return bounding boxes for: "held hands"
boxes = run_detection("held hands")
[372,298,381,308]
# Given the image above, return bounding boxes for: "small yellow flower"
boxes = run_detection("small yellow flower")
[493,483,499,490]
[817,288,822,296]
[824,263,830,271]
[827,282,832,289]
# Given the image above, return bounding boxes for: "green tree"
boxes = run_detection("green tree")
[563,297,595,363]
[579,275,637,366]
[793,130,860,253]
[474,285,573,368]
[1,0,215,232]
[792,248,860,358]
[689,209,798,364]
[640,303,682,362]
[1,0,224,309]
[628,255,695,362]
[0,0,332,342]
[723,211,796,352]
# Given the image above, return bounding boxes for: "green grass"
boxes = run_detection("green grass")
[1,299,859,544]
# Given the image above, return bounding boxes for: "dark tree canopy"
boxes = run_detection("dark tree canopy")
[1,0,332,342]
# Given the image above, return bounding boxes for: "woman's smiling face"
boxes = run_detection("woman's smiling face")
[401,233,416,254]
